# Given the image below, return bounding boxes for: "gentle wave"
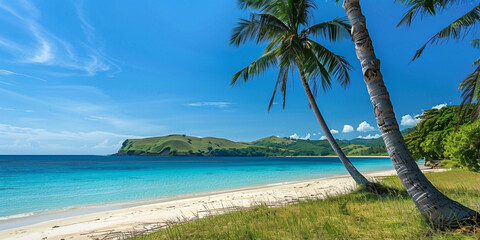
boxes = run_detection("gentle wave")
[0,212,35,221]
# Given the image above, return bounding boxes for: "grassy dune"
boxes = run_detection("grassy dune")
[131,170,480,239]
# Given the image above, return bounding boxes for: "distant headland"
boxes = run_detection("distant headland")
[114,129,414,157]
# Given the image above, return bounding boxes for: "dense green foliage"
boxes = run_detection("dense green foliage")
[131,170,480,240]
[404,105,472,161]
[445,120,480,172]
[116,134,393,157]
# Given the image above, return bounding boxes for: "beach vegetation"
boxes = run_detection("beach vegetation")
[444,120,480,172]
[130,169,480,240]
[404,105,473,161]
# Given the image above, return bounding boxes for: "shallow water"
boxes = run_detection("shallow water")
[0,155,394,220]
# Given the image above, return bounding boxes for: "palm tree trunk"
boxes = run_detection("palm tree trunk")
[297,65,369,185]
[342,0,479,226]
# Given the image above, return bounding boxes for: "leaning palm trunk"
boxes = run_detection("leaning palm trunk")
[342,0,479,226]
[297,66,369,185]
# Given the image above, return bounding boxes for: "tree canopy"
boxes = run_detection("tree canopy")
[445,120,480,172]
[404,105,474,161]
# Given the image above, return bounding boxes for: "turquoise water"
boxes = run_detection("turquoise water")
[0,155,394,220]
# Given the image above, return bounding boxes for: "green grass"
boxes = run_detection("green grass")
[130,170,480,240]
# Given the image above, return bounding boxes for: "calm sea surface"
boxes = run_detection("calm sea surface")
[0,155,394,220]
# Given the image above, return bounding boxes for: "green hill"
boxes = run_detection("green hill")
[114,132,417,156]
[117,134,249,156]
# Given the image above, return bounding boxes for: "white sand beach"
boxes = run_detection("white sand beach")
[0,167,444,240]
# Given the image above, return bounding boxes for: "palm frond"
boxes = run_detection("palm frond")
[303,47,332,91]
[307,39,352,88]
[471,38,480,48]
[268,65,290,111]
[473,57,480,67]
[277,34,305,69]
[230,13,289,46]
[303,17,351,42]
[264,35,284,52]
[470,39,480,66]
[396,0,466,27]
[458,65,480,122]
[296,0,317,27]
[238,0,274,9]
[411,4,480,61]
[231,50,278,85]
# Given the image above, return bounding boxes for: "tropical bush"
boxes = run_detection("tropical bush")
[404,105,472,161]
[444,120,480,172]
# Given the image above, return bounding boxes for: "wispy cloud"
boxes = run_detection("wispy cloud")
[0,87,167,135]
[0,106,33,113]
[0,69,46,81]
[330,129,339,134]
[187,102,233,108]
[0,123,144,154]
[0,0,121,76]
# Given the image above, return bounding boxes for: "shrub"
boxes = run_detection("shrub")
[444,120,480,172]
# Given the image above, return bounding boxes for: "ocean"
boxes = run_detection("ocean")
[0,155,394,222]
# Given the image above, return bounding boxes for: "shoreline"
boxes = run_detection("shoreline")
[0,166,442,240]
[0,158,393,227]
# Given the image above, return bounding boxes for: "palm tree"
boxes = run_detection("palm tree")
[231,0,369,184]
[341,0,479,227]
[458,39,480,123]
[395,0,480,124]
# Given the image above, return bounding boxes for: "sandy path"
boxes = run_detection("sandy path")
[0,167,444,240]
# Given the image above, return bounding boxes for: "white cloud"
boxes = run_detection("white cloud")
[357,121,375,132]
[342,125,354,133]
[357,134,381,139]
[330,129,339,134]
[289,133,299,139]
[432,103,447,110]
[401,114,420,127]
[300,133,311,140]
[289,133,310,140]
[187,102,232,108]
[320,136,327,140]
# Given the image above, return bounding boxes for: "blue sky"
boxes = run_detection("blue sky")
[0,0,477,154]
